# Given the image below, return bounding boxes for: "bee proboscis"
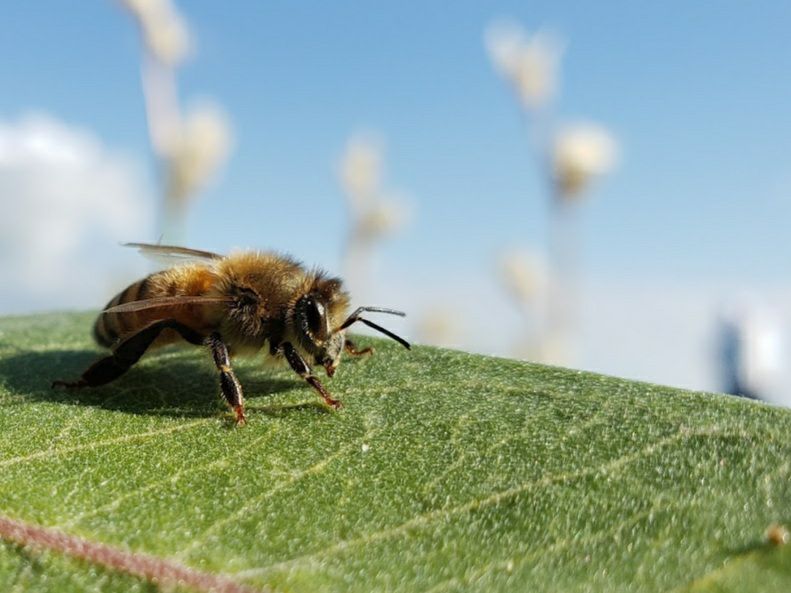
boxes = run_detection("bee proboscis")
[53,243,410,424]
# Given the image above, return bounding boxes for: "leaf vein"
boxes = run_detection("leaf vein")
[0,419,211,468]
[235,426,752,578]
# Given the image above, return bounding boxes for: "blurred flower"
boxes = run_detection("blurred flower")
[339,134,410,244]
[487,20,620,368]
[485,21,563,110]
[338,133,411,301]
[551,123,618,199]
[119,0,233,239]
[164,103,232,204]
[499,249,546,309]
[415,306,463,349]
[120,0,190,66]
[499,250,556,362]
[354,196,410,242]
[339,134,382,207]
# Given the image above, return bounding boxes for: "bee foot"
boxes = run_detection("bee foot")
[325,398,343,410]
[344,341,375,357]
[233,406,248,426]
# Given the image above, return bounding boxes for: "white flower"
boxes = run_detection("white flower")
[355,197,409,242]
[339,134,383,208]
[551,123,618,199]
[485,20,563,110]
[339,133,410,243]
[499,250,546,306]
[164,103,232,202]
[121,0,190,66]
[414,306,463,349]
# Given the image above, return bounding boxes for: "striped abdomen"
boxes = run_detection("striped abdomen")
[92,265,220,348]
[93,275,155,348]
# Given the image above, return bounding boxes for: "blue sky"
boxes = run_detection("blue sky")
[2,1,789,275]
[1,1,789,397]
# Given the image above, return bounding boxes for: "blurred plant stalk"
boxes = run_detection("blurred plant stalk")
[119,0,231,242]
[547,124,617,363]
[338,134,409,303]
[415,306,464,350]
[487,20,617,365]
[499,250,547,359]
[717,304,784,401]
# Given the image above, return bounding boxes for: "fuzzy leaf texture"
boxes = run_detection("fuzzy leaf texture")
[0,312,789,592]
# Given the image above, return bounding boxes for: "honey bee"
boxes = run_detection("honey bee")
[52,243,410,424]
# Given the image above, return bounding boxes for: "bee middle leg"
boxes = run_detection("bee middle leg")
[281,342,342,409]
[52,319,204,390]
[205,333,247,425]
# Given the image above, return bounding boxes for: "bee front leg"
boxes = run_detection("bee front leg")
[344,339,374,357]
[281,342,342,410]
[206,333,247,425]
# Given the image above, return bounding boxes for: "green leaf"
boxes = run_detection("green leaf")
[0,312,789,592]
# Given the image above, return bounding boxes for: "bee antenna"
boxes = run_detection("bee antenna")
[339,307,410,350]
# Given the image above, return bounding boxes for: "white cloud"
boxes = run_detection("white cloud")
[0,114,154,313]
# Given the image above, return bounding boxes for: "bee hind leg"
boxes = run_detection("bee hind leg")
[281,342,342,409]
[52,319,203,390]
[206,333,247,425]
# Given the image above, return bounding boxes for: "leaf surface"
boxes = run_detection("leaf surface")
[0,312,788,592]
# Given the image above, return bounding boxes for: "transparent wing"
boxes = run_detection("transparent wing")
[124,242,224,266]
[104,295,232,314]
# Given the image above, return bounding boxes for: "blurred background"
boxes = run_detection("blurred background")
[1,1,789,406]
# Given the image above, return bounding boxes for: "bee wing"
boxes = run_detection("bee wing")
[104,295,232,314]
[124,243,224,266]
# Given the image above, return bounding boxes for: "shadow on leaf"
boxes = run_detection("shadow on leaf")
[0,349,301,419]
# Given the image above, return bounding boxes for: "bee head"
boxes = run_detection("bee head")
[294,284,410,378]
[294,294,346,376]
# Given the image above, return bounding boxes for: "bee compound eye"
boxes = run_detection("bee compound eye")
[306,298,326,337]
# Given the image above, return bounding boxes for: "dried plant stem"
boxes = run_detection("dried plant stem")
[140,54,180,157]
[0,514,263,593]
[343,233,373,304]
[518,107,577,363]
[140,54,184,241]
